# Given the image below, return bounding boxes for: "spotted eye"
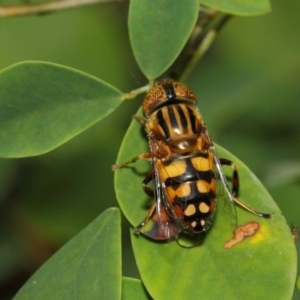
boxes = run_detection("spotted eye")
[172,81,196,102]
[142,82,168,116]
[142,80,197,117]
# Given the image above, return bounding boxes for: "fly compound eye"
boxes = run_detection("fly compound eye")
[172,82,197,103]
[142,80,197,117]
[142,83,167,116]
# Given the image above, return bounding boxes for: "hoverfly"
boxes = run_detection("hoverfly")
[113,80,272,245]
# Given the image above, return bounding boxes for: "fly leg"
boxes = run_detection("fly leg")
[134,202,157,234]
[132,114,146,126]
[112,152,151,170]
[220,158,272,219]
[141,170,155,197]
[112,114,148,170]
[219,158,239,198]
[134,170,156,234]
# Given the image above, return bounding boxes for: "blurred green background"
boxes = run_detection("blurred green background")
[0,0,299,299]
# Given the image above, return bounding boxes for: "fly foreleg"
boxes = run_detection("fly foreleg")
[112,153,151,170]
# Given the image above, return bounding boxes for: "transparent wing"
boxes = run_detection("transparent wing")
[140,163,183,241]
[211,146,238,227]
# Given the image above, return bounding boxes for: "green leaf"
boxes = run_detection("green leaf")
[114,109,297,300]
[122,277,151,300]
[13,208,122,300]
[200,0,271,16]
[129,0,199,79]
[0,61,123,158]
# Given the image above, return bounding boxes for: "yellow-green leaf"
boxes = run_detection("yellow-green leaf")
[129,0,199,79]
[13,208,122,300]
[122,277,151,300]
[114,108,296,300]
[0,62,123,158]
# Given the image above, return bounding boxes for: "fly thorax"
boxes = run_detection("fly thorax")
[167,137,199,153]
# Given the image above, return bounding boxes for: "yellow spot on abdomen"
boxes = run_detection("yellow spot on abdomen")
[199,202,210,213]
[176,183,191,198]
[191,156,210,171]
[184,204,196,216]
[191,221,197,227]
[165,183,191,203]
[157,160,186,181]
[197,180,210,193]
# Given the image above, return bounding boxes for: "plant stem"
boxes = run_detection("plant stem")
[0,0,121,18]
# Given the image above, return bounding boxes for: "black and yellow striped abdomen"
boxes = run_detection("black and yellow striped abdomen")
[156,151,217,233]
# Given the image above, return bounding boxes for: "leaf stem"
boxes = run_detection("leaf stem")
[179,30,216,82]
[0,0,121,18]
[167,10,232,82]
[122,84,150,100]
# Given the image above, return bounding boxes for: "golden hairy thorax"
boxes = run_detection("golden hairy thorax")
[143,80,210,158]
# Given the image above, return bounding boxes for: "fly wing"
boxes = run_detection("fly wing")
[211,146,238,226]
[141,163,183,240]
